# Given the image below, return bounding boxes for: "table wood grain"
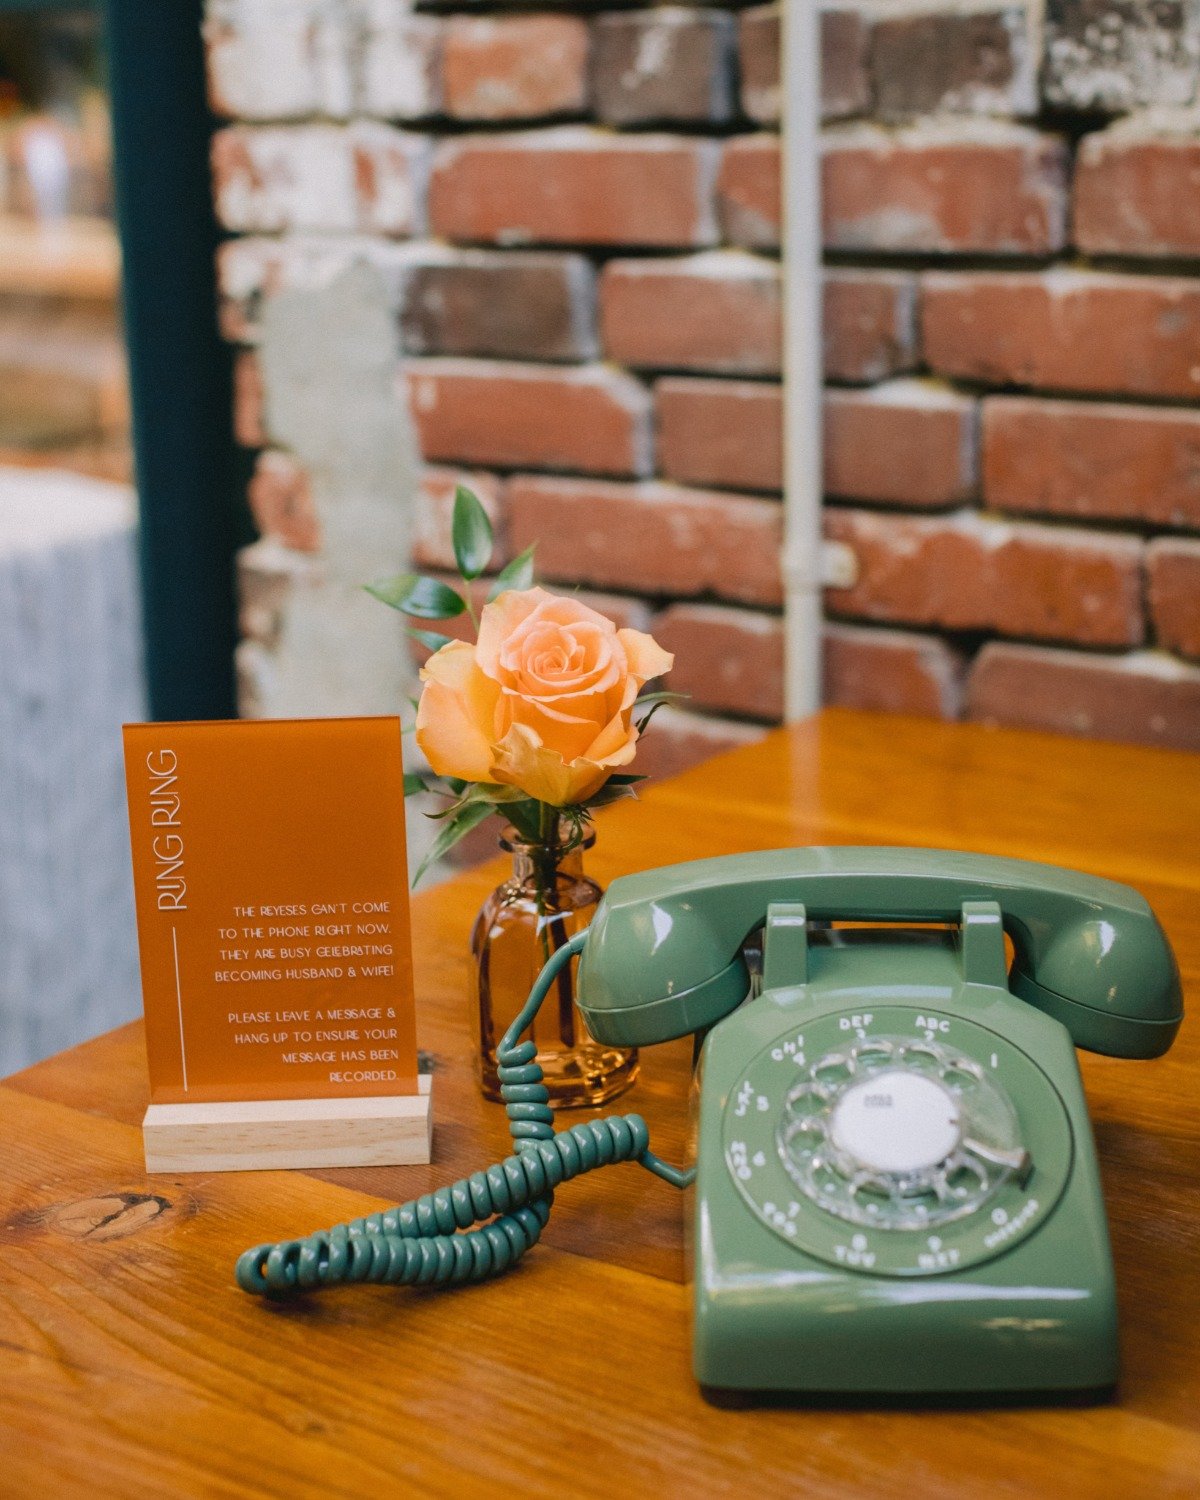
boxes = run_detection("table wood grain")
[3,709,1199,1499]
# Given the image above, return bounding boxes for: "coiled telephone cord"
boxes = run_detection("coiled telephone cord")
[235,929,694,1298]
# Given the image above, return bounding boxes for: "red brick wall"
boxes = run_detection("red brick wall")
[210,0,1200,759]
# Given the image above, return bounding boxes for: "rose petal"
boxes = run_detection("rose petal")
[585,710,639,767]
[502,683,609,727]
[416,641,499,782]
[476,587,552,678]
[490,724,583,805]
[504,620,620,696]
[617,628,673,686]
[502,690,605,764]
[502,602,620,664]
[491,721,635,805]
[522,594,614,632]
[516,659,620,698]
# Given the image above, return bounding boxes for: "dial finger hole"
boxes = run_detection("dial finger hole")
[784,1082,826,1113]
[897,1043,941,1072]
[944,1155,988,1199]
[810,1160,843,1198]
[941,1060,983,1091]
[852,1041,894,1072]
[897,1181,941,1217]
[848,1173,893,1208]
[781,1120,825,1158]
[812,1053,853,1086]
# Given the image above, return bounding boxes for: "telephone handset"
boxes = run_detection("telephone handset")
[237,848,1183,1399]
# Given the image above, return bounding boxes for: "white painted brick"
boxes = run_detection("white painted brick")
[217,234,425,342]
[237,537,324,655]
[412,465,506,572]
[235,264,419,722]
[211,122,430,235]
[357,7,443,120]
[204,0,355,120]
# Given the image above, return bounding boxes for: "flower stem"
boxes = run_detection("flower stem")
[533,801,576,1047]
[536,799,559,855]
[532,801,560,971]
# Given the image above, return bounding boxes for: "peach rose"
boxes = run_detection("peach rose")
[416,587,673,806]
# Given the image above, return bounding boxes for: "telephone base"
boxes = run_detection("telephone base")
[691,934,1121,1401]
[142,1074,432,1173]
[692,1254,1118,1401]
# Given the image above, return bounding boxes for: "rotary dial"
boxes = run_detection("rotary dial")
[778,1036,1029,1231]
[722,1006,1072,1277]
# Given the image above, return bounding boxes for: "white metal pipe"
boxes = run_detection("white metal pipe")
[781,0,824,720]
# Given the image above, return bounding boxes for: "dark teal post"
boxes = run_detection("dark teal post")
[103,0,237,719]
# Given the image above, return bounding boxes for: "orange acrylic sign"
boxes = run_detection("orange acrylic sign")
[122,716,419,1104]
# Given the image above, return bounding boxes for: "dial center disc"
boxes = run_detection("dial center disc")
[828,1069,961,1175]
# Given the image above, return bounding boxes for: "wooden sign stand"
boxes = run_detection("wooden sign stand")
[123,717,433,1174]
[142,1075,432,1174]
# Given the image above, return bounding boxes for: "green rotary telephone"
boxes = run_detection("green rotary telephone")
[237,847,1183,1400]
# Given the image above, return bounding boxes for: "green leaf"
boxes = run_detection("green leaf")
[501,798,542,842]
[632,690,687,712]
[487,544,536,601]
[413,800,496,887]
[402,772,429,796]
[636,702,671,733]
[634,689,689,734]
[605,773,647,785]
[425,782,525,821]
[365,573,466,619]
[482,784,527,804]
[452,485,494,582]
[585,782,640,809]
[407,626,454,653]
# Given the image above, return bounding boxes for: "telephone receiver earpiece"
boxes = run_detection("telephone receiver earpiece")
[576,847,1183,1059]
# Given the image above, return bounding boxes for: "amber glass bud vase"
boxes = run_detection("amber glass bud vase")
[470,822,638,1107]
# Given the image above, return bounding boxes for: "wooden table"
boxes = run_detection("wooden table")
[4,709,1198,1498]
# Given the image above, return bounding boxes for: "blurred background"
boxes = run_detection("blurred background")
[2,0,1198,1071]
[0,3,138,1072]
[0,6,125,478]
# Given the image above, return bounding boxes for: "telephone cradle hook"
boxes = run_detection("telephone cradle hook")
[235,929,693,1298]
